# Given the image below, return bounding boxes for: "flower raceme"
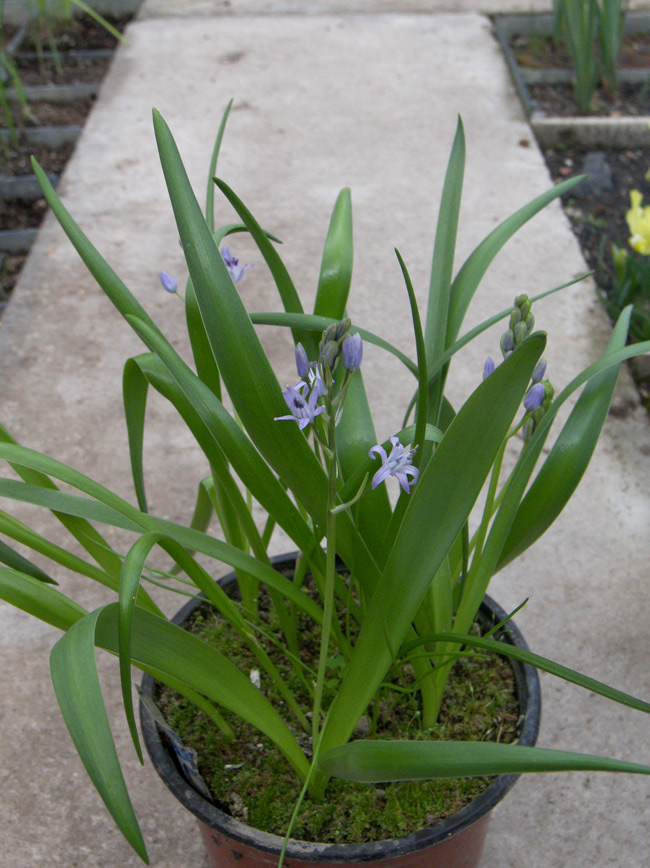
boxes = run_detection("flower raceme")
[369,436,419,494]
[275,329,363,431]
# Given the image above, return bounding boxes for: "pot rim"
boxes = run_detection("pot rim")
[140,552,541,862]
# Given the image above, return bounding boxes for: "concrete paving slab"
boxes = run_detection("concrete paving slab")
[0,10,649,868]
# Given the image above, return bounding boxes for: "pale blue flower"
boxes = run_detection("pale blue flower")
[275,382,324,430]
[523,383,545,413]
[221,247,252,283]
[369,436,419,494]
[342,333,363,372]
[159,271,178,293]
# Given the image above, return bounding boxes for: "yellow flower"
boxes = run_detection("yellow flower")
[626,190,650,255]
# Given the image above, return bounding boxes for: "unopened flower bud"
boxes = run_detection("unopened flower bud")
[524,382,545,413]
[483,357,495,380]
[515,294,531,318]
[320,340,339,371]
[295,343,310,378]
[322,323,339,346]
[342,333,363,371]
[335,318,352,340]
[522,417,535,443]
[513,320,528,345]
[525,312,535,333]
[500,331,515,357]
[532,358,547,384]
[159,271,178,293]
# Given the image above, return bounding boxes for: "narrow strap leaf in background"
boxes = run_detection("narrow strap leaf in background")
[313,188,353,318]
[424,115,465,422]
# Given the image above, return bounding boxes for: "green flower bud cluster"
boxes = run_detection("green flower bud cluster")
[319,318,352,373]
[500,294,535,358]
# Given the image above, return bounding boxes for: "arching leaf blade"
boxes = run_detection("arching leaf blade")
[319,740,650,783]
[50,609,149,862]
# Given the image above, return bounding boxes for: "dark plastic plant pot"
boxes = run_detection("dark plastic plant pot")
[140,553,541,868]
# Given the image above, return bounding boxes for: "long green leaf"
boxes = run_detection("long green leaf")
[424,116,465,420]
[0,510,113,588]
[123,357,150,513]
[251,310,417,375]
[0,441,326,624]
[151,113,383,596]
[95,603,311,780]
[314,188,353,318]
[0,424,128,582]
[124,324,315,560]
[50,609,148,862]
[185,278,222,399]
[319,740,650,782]
[124,351,269,562]
[497,304,632,569]
[32,161,163,339]
[0,537,56,584]
[313,335,546,794]
[0,566,86,631]
[205,99,233,233]
[446,175,586,347]
[404,630,650,715]
[153,112,328,521]
[455,324,650,642]
[213,177,313,352]
[0,478,143,531]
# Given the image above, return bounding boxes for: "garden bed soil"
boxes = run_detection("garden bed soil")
[19,14,132,52]
[0,252,26,302]
[0,139,74,182]
[0,14,133,309]
[13,52,112,87]
[510,31,650,72]
[505,18,650,118]
[541,144,650,407]
[0,195,48,231]
[530,81,650,118]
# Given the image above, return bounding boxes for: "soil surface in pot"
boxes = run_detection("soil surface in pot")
[539,143,650,408]
[158,575,521,845]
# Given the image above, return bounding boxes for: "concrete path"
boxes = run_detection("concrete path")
[1,3,649,867]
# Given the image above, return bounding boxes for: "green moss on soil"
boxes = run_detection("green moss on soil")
[157,583,521,844]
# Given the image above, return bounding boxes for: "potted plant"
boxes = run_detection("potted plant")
[1,101,649,867]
